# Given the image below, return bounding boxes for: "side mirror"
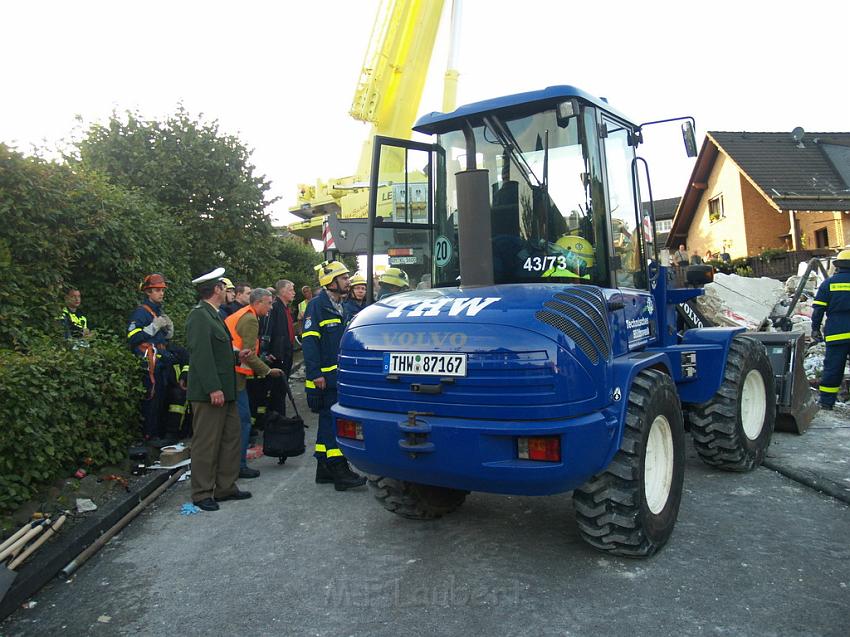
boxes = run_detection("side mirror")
[682,121,698,158]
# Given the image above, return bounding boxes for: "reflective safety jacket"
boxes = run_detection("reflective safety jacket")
[812,268,850,343]
[302,289,348,395]
[127,301,168,355]
[224,304,260,377]
[60,307,88,339]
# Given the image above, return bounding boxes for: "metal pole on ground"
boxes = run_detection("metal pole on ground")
[61,467,186,577]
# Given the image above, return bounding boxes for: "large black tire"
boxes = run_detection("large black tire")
[688,335,776,471]
[369,477,468,520]
[573,369,685,557]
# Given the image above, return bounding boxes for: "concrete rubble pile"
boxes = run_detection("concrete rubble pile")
[694,265,848,403]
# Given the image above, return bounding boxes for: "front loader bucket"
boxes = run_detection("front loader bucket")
[746,332,817,434]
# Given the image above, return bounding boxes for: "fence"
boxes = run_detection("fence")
[747,249,833,280]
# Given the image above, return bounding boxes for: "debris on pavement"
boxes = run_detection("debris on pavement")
[180,503,201,516]
[75,498,98,513]
[693,266,848,406]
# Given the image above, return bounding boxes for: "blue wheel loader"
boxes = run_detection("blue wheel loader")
[331,86,811,557]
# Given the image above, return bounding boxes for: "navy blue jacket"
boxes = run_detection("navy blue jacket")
[344,298,367,321]
[127,300,168,354]
[302,289,347,395]
[812,267,850,343]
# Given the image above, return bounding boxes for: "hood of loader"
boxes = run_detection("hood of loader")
[338,284,615,420]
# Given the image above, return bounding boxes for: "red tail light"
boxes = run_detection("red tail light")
[517,436,560,462]
[337,418,364,441]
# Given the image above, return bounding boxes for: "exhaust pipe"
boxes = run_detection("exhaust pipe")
[455,123,494,288]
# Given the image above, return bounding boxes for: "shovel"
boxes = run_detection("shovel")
[0,519,49,601]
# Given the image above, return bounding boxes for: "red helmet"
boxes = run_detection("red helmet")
[140,273,168,291]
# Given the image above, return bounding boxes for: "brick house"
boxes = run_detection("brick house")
[666,131,850,258]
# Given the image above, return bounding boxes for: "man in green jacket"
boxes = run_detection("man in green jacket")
[186,267,252,512]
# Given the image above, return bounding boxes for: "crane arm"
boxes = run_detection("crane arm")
[349,0,445,176]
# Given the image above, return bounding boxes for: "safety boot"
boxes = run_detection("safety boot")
[315,460,334,484]
[327,459,367,491]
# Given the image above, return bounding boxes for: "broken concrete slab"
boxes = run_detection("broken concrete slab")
[696,273,786,330]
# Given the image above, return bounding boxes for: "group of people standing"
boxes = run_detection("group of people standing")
[59,260,419,509]
[125,261,407,509]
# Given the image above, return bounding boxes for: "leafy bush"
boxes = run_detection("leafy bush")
[0,144,196,348]
[0,335,142,512]
[254,237,349,300]
[759,248,788,261]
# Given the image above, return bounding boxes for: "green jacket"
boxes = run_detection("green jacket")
[186,301,238,402]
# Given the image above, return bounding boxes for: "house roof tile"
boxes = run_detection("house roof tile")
[667,131,850,247]
[710,131,850,211]
[642,196,680,220]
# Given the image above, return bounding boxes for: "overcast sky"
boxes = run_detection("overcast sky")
[2,0,847,226]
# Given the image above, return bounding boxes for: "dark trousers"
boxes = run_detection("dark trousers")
[140,363,168,439]
[246,377,270,426]
[313,388,342,464]
[819,341,850,406]
[190,401,241,501]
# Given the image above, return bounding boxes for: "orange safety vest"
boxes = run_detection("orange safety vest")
[224,304,260,377]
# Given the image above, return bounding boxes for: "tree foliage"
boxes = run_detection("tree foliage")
[73,106,278,277]
[0,144,195,349]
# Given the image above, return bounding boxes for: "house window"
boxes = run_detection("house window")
[655,219,672,233]
[815,227,829,248]
[708,195,724,223]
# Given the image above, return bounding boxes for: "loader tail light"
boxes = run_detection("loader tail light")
[337,418,363,441]
[517,436,560,462]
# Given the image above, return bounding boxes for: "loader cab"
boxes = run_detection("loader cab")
[365,86,657,305]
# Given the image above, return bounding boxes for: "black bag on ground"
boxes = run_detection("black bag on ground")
[262,378,306,458]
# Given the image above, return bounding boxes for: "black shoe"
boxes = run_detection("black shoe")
[277,456,287,465]
[239,467,261,479]
[215,489,252,502]
[194,498,220,512]
[327,460,367,491]
[315,460,334,484]
[820,403,834,411]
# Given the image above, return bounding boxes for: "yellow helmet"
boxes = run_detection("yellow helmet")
[556,235,595,267]
[220,277,235,290]
[315,260,350,287]
[350,272,367,287]
[835,248,850,268]
[380,267,409,289]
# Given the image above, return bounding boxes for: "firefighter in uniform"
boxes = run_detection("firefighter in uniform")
[811,249,850,410]
[302,260,366,490]
[344,272,369,319]
[376,267,409,300]
[127,273,175,443]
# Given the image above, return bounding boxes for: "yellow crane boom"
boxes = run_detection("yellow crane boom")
[350,0,445,177]
[289,0,451,233]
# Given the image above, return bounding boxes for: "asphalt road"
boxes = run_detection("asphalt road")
[2,388,848,637]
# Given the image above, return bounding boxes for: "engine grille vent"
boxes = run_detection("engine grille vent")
[535,287,612,365]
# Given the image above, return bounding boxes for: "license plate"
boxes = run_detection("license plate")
[383,352,467,377]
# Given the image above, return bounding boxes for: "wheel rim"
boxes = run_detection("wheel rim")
[741,369,767,440]
[644,415,674,515]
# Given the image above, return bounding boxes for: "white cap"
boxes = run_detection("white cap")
[191,267,226,285]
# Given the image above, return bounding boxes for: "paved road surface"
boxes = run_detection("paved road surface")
[3,389,848,637]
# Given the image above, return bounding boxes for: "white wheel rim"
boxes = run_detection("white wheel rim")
[644,415,674,515]
[741,369,767,440]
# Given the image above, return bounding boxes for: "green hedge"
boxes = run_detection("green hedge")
[0,336,142,512]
